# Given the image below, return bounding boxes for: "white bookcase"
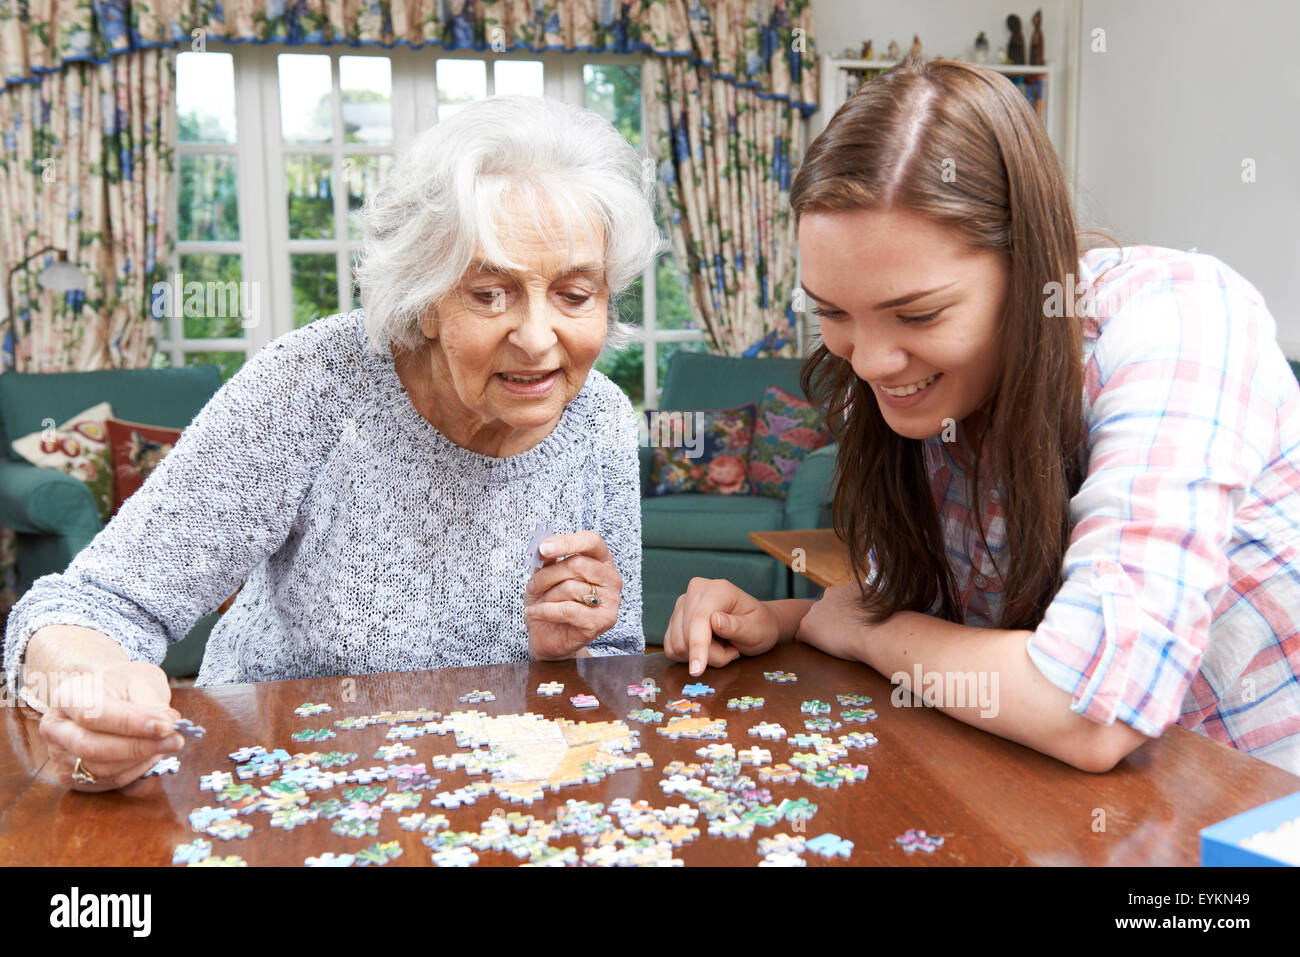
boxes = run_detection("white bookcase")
[817,56,1078,191]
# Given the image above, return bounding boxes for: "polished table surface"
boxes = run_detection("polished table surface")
[2,644,1297,866]
[749,528,853,588]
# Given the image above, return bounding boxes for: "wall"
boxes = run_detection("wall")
[1075,0,1300,356]
[809,0,1300,357]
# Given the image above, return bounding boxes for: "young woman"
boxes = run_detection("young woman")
[663,58,1300,775]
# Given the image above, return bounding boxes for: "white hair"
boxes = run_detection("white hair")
[355,95,663,356]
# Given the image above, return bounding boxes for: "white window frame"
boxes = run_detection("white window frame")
[164,44,706,401]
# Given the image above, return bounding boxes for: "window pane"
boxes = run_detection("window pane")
[291,253,339,328]
[345,154,393,240]
[286,155,336,240]
[583,64,641,148]
[179,154,239,241]
[340,56,392,145]
[177,52,235,143]
[596,341,645,407]
[494,60,543,97]
[655,256,697,331]
[178,253,247,339]
[184,350,247,383]
[436,59,486,121]
[280,53,334,144]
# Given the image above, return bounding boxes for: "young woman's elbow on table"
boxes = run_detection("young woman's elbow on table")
[1061,714,1152,774]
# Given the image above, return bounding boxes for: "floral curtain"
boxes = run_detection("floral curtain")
[646,51,803,358]
[1,2,815,111]
[0,47,174,617]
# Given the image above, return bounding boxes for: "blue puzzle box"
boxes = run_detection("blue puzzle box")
[1200,790,1300,867]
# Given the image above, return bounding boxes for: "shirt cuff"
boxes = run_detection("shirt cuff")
[1026,559,1168,737]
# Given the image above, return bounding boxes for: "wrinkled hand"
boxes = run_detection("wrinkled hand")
[524,530,623,660]
[663,577,781,677]
[38,660,183,792]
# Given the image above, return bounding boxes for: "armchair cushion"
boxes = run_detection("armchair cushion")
[9,401,115,524]
[641,493,785,551]
[645,403,757,496]
[746,385,831,498]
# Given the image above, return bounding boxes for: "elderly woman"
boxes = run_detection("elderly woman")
[3,95,660,790]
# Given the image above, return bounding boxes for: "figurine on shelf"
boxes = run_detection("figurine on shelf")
[996,45,1009,64]
[1007,14,1025,64]
[973,31,990,64]
[886,39,900,61]
[910,34,922,59]
[1030,9,1044,65]
[861,39,874,61]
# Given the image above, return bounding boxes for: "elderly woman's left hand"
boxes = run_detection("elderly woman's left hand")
[524,530,623,659]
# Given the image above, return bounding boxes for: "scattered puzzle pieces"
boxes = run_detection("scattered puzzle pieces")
[537,681,565,696]
[805,832,854,859]
[172,838,212,865]
[763,671,797,683]
[841,708,878,722]
[896,828,945,853]
[666,699,700,714]
[682,683,714,698]
[726,696,765,710]
[144,756,180,777]
[748,721,786,740]
[305,852,355,867]
[569,694,599,710]
[459,690,496,704]
[174,718,206,739]
[656,717,727,741]
[294,703,332,717]
[292,728,336,742]
[627,708,664,724]
[839,732,878,749]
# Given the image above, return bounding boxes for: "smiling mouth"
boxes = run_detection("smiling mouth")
[499,370,558,385]
[879,372,941,397]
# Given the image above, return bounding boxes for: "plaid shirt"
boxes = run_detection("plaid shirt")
[922,245,1300,775]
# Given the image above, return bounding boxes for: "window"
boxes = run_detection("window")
[163,46,705,405]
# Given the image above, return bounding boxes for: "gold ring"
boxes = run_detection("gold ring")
[582,585,600,608]
[72,757,97,785]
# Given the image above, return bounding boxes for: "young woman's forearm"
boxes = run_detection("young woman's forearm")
[768,599,815,643]
[867,612,1151,770]
[806,606,1149,771]
[19,625,130,712]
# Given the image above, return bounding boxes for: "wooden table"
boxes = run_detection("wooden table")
[749,528,853,588]
[2,644,1297,866]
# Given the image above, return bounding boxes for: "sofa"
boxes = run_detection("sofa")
[0,365,225,677]
[639,351,836,645]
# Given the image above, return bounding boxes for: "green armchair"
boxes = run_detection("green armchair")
[0,365,225,677]
[639,352,836,644]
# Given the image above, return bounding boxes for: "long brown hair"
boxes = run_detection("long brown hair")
[794,57,1087,629]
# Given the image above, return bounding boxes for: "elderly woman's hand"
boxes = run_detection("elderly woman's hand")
[24,624,186,791]
[524,530,623,659]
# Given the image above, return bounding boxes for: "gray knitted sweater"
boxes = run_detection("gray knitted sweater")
[4,309,644,687]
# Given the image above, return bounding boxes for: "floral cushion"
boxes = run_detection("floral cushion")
[646,404,756,496]
[746,385,831,499]
[10,402,115,524]
[105,417,183,515]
